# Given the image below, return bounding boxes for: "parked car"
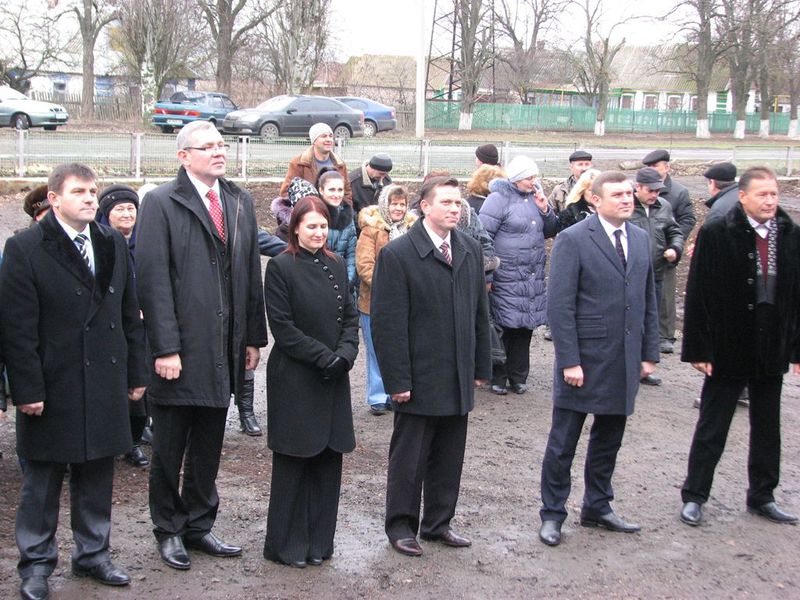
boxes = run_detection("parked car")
[152,91,238,133]
[223,95,364,140]
[334,97,396,137]
[0,86,69,130]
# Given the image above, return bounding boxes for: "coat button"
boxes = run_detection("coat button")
[747,303,754,311]
[110,357,117,364]
[328,274,334,280]
[747,278,754,285]
[314,258,320,263]
[323,266,329,271]
[338,306,343,312]
[76,288,83,295]
[216,362,223,368]
[109,286,115,294]
[85,360,90,366]
[337,295,343,301]
[217,310,223,317]
[85,326,90,332]
[333,284,339,290]
[748,253,754,259]
[211,259,216,265]
[337,317,342,323]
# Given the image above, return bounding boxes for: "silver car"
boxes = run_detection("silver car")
[0,86,69,130]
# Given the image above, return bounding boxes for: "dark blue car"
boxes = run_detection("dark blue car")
[153,91,238,133]
[334,97,396,137]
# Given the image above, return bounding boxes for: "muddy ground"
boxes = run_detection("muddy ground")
[1,176,800,599]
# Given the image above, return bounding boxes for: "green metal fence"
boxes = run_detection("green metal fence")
[425,101,793,135]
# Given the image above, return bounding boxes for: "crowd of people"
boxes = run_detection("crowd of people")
[0,119,799,600]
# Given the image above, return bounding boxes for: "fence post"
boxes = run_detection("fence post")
[503,141,512,165]
[786,146,794,177]
[422,139,430,177]
[239,136,248,180]
[16,128,26,177]
[133,133,143,179]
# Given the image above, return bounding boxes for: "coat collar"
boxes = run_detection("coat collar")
[298,146,344,168]
[407,218,470,272]
[727,201,794,234]
[39,209,116,299]
[586,213,627,275]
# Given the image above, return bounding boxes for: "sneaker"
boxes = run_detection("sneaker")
[543,326,553,341]
[369,404,387,415]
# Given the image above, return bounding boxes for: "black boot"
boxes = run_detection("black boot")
[236,371,262,436]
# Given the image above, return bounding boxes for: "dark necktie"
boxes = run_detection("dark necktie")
[74,233,92,273]
[439,241,452,265]
[207,189,226,242]
[614,229,626,270]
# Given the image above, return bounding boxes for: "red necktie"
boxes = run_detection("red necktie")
[207,189,226,243]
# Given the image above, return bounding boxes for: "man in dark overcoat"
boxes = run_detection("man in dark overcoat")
[679,166,800,527]
[371,176,491,558]
[538,171,660,547]
[0,163,148,600]
[135,121,268,569]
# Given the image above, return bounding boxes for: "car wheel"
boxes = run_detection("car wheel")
[12,114,30,130]
[159,125,174,134]
[43,125,57,131]
[260,122,279,140]
[363,121,377,137]
[333,125,351,142]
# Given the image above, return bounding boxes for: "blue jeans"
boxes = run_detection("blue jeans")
[360,313,388,407]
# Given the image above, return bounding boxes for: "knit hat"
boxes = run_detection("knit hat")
[23,184,50,218]
[506,156,539,182]
[98,184,139,218]
[287,177,319,207]
[309,122,333,143]
[475,143,499,166]
[369,153,393,172]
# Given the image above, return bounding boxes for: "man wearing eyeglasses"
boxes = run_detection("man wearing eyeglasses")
[135,120,268,570]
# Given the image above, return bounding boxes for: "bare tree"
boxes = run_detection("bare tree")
[66,0,119,118]
[195,0,277,94]
[774,19,800,137]
[454,0,495,130]
[253,0,331,95]
[0,3,68,91]
[571,0,626,136]
[113,0,207,115]
[494,0,570,103]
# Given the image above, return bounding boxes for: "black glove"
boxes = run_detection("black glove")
[321,355,349,381]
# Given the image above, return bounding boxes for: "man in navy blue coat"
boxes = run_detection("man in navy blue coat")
[538,171,660,546]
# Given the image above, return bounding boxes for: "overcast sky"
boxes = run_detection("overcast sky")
[328,0,685,61]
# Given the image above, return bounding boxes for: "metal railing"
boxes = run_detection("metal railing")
[1,129,798,180]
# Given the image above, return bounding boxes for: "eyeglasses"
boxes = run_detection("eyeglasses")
[183,143,230,153]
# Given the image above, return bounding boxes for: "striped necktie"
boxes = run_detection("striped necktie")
[74,233,92,274]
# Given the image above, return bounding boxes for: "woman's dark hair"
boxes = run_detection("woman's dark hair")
[284,195,337,259]
[316,167,344,192]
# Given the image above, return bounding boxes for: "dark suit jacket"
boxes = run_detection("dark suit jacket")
[371,220,491,417]
[548,215,659,416]
[0,210,148,462]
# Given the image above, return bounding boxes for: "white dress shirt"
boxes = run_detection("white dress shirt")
[55,215,95,274]
[185,171,222,211]
[597,214,627,260]
[747,215,772,239]
[422,219,452,259]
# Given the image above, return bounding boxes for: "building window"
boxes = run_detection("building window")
[644,94,658,110]
[621,94,634,109]
[667,95,682,111]
[690,96,698,111]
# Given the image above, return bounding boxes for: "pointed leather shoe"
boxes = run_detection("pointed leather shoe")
[747,502,798,524]
[185,532,242,557]
[539,520,562,546]
[390,537,423,557]
[490,384,508,395]
[124,445,150,468]
[580,511,641,533]
[421,529,471,547]
[159,535,191,570]
[680,502,702,526]
[72,561,130,586]
[20,575,48,600]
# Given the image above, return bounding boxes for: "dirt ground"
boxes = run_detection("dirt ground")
[1,176,800,599]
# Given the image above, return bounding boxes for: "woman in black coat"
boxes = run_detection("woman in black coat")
[263,195,359,568]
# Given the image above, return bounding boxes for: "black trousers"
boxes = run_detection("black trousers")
[385,412,468,541]
[539,406,627,523]
[148,404,228,542]
[492,327,533,386]
[130,415,147,446]
[681,375,782,506]
[16,457,114,577]
[264,448,343,564]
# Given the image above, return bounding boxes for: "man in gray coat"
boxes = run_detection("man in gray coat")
[538,171,660,547]
[372,176,491,558]
[136,121,267,570]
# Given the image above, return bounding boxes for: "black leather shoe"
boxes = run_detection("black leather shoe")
[538,520,562,546]
[306,556,323,566]
[747,502,798,524]
[124,445,149,468]
[580,511,641,533]
[72,561,130,586]
[185,532,242,557]
[421,529,471,547]
[680,502,703,526]
[140,425,153,445]
[490,384,507,395]
[640,374,662,386]
[390,537,423,557]
[159,536,190,570]
[510,383,528,395]
[20,575,48,600]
